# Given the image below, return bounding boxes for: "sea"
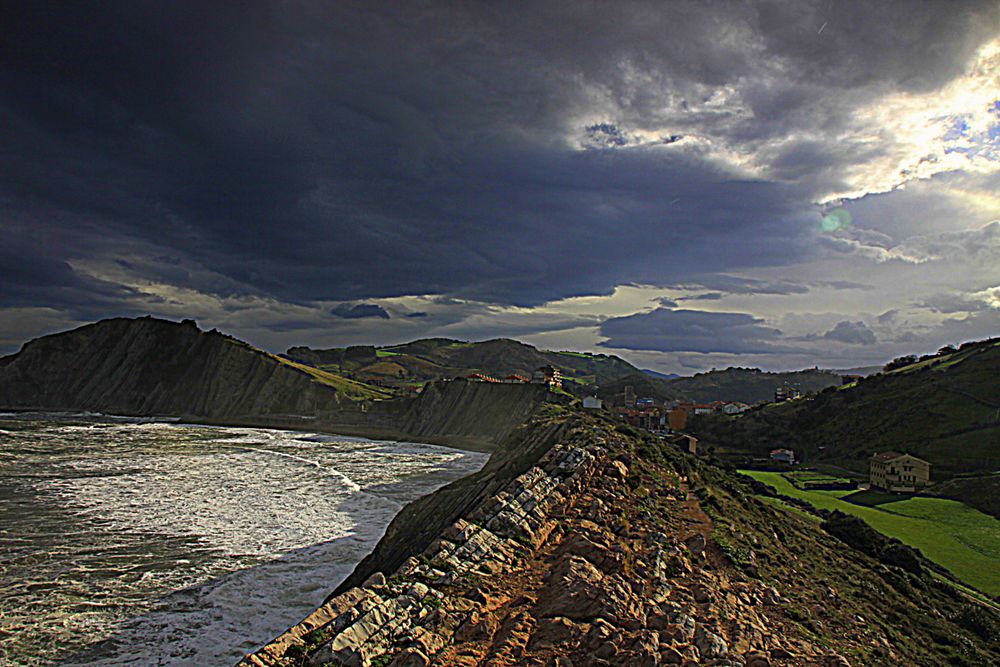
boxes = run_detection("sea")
[0,412,489,666]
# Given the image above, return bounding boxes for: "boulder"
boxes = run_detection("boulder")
[661,645,684,664]
[387,648,430,667]
[537,555,636,622]
[528,616,583,649]
[685,533,706,558]
[695,625,728,659]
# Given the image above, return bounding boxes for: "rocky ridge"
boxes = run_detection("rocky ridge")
[238,413,997,666]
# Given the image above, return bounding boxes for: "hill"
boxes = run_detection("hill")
[242,409,1000,667]
[596,366,844,405]
[0,317,393,418]
[642,368,681,380]
[285,338,639,391]
[669,366,844,403]
[696,338,1000,480]
[0,318,570,451]
[287,338,847,404]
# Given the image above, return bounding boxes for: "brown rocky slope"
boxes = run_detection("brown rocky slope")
[239,408,999,667]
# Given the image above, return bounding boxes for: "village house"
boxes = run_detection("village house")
[622,385,636,407]
[870,452,931,492]
[503,374,530,383]
[466,373,502,383]
[582,396,603,410]
[774,385,802,402]
[720,402,750,414]
[667,408,688,431]
[770,448,795,465]
[615,406,662,431]
[531,365,563,389]
[668,433,698,455]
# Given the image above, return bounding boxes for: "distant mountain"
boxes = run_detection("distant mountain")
[595,366,843,405]
[641,368,680,380]
[697,338,1000,481]
[668,366,843,403]
[286,339,852,404]
[0,317,388,418]
[285,338,640,390]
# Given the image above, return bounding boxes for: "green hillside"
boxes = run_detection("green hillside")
[271,355,391,401]
[597,366,843,404]
[742,470,1000,596]
[698,339,1000,479]
[288,337,852,406]
[670,366,843,403]
[285,338,639,390]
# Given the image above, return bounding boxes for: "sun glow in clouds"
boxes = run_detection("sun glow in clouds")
[826,38,1000,203]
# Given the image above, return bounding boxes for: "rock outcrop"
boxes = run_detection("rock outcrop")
[238,414,1000,667]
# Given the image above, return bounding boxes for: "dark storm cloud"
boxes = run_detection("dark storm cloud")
[667,274,865,298]
[679,292,725,301]
[821,320,877,345]
[598,308,787,354]
[1,0,997,325]
[330,303,391,319]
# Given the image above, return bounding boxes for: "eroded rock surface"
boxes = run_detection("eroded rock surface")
[239,419,932,667]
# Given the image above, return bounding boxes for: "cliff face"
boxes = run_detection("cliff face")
[0,318,556,452]
[0,317,348,418]
[334,411,573,594]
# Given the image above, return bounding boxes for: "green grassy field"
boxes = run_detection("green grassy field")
[273,356,391,401]
[741,470,1000,596]
[784,470,854,489]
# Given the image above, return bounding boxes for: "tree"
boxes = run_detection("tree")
[883,355,917,372]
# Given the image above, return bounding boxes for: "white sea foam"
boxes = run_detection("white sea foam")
[0,418,489,666]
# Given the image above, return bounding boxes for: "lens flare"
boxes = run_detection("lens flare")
[820,208,852,232]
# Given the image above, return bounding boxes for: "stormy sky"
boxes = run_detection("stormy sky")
[2,1,999,372]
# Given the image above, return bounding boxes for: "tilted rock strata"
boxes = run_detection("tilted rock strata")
[239,430,857,667]
[0,317,345,418]
[241,439,599,667]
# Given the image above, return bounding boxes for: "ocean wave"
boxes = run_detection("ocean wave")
[1,419,488,666]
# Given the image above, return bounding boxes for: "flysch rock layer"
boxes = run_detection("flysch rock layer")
[238,424,855,667]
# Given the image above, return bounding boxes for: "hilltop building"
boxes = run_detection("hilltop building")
[869,452,931,492]
[531,365,562,389]
[466,373,501,383]
[503,374,530,383]
[774,385,802,402]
